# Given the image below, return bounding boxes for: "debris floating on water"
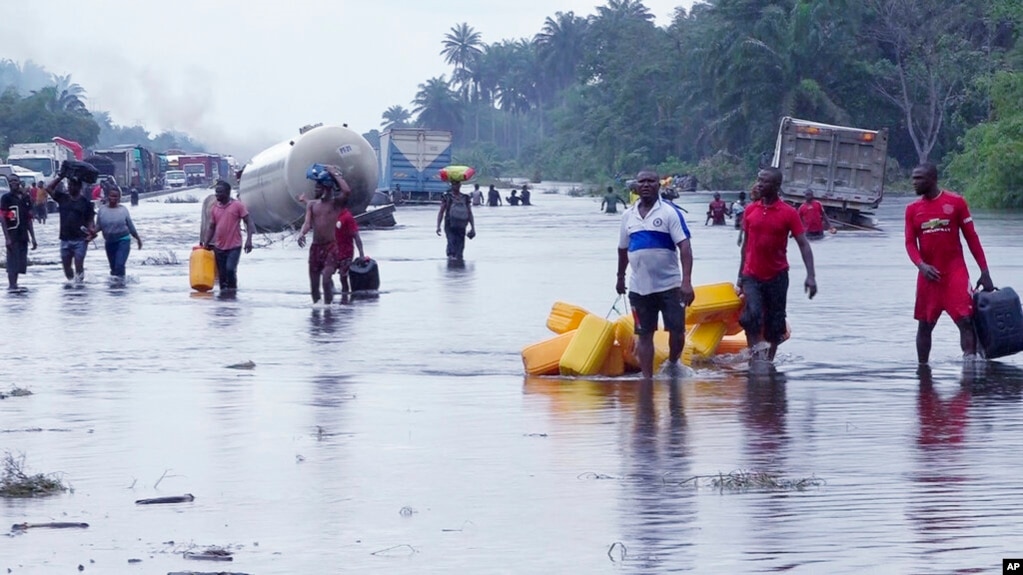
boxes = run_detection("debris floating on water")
[183,547,233,561]
[135,494,195,505]
[11,522,89,532]
[677,470,826,492]
[0,452,67,498]
[226,360,256,370]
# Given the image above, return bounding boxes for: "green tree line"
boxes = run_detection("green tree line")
[384,0,1023,206]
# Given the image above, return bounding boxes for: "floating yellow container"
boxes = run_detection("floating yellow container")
[686,282,743,325]
[522,331,577,376]
[614,315,637,367]
[546,302,591,334]
[685,322,728,359]
[189,246,216,292]
[716,332,749,355]
[560,315,615,376]
[599,343,626,377]
[616,316,674,370]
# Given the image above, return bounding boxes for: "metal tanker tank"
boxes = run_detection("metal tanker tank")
[237,125,378,232]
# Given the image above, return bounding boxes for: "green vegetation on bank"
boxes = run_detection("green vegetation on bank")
[382,0,1023,205]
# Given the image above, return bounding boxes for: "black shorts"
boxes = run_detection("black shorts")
[805,230,824,240]
[6,240,28,275]
[739,271,789,344]
[628,288,685,335]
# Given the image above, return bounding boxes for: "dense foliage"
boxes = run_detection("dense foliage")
[387,0,1022,203]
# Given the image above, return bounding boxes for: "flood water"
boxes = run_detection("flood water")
[2,186,1022,574]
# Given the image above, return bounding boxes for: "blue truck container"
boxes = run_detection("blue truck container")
[378,129,452,202]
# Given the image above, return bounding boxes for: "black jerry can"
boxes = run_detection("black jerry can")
[973,287,1023,359]
[349,258,380,292]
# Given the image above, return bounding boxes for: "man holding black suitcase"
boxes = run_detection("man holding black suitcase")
[905,163,995,364]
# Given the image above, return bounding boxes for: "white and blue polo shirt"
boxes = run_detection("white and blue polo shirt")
[618,199,691,295]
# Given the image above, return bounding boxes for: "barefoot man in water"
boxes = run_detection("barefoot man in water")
[905,163,994,364]
[297,164,351,304]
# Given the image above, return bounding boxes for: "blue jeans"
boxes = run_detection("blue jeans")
[214,247,242,289]
[105,237,131,277]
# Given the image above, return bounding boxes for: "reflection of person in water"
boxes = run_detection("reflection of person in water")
[742,366,789,468]
[916,365,970,448]
[622,379,695,569]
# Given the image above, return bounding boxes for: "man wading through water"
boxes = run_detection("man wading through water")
[616,169,695,379]
[737,167,817,362]
[298,165,351,304]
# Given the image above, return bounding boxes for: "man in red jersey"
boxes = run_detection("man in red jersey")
[905,163,994,364]
[738,167,817,362]
[797,189,835,239]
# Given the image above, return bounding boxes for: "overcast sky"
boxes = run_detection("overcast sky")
[4,0,696,161]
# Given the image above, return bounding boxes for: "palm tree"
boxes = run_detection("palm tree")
[380,105,412,131]
[441,23,484,95]
[412,76,463,133]
[594,0,654,24]
[31,74,89,116]
[441,23,485,140]
[534,12,589,95]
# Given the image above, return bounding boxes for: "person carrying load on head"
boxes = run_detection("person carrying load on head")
[298,164,351,304]
[436,166,476,261]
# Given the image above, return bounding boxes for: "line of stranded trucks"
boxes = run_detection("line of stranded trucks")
[626,116,889,231]
[0,137,237,195]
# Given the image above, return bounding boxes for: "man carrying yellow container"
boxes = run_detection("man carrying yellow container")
[616,168,695,379]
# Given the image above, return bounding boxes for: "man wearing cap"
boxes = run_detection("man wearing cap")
[46,163,96,283]
[1,175,38,290]
[297,165,351,304]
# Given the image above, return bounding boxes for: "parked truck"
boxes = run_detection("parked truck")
[6,138,82,186]
[772,116,888,229]
[378,129,452,202]
[177,154,221,186]
[92,145,159,191]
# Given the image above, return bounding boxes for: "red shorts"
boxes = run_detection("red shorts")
[914,266,973,323]
[309,242,339,275]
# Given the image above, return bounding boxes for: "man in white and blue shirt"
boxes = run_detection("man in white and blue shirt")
[616,169,695,378]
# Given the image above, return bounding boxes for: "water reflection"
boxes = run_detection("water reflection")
[622,379,695,573]
[743,364,789,469]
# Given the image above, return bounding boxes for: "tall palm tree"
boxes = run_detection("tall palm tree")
[534,12,589,94]
[412,76,463,133]
[380,105,413,131]
[441,23,484,95]
[441,23,485,140]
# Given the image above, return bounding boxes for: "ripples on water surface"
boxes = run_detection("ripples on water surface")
[1,189,1022,574]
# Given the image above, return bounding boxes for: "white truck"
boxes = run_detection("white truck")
[7,140,79,186]
[772,117,888,229]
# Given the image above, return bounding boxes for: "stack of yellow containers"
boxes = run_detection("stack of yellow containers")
[521,283,751,377]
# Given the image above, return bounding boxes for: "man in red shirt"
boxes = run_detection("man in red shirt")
[904,163,994,364]
[705,192,728,225]
[797,189,834,239]
[738,167,817,361]
[335,193,365,293]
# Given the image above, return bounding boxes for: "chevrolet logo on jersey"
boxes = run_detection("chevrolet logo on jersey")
[921,218,950,231]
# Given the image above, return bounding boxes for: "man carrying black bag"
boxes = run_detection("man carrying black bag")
[46,160,98,283]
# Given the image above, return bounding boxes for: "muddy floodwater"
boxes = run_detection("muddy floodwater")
[2,186,1023,574]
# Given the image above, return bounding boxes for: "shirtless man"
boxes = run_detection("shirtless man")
[297,165,351,304]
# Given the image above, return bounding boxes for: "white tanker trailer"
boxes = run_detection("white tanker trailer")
[233,125,379,232]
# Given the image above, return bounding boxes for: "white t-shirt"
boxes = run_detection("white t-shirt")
[618,199,692,295]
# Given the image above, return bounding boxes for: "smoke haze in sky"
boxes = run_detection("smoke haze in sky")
[3,0,695,161]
